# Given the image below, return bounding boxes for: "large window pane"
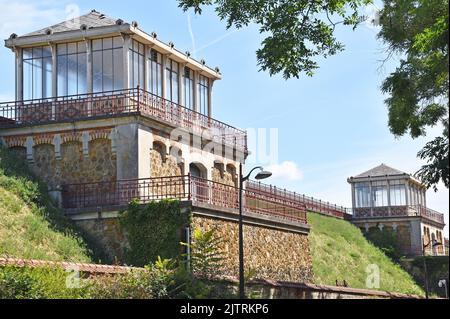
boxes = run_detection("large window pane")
[93,51,103,92]
[23,46,52,99]
[57,41,88,96]
[355,182,370,208]
[113,49,123,90]
[129,39,144,89]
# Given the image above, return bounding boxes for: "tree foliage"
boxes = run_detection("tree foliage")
[178,0,371,78]
[378,0,449,190]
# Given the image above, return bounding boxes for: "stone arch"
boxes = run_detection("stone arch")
[189,162,207,179]
[169,145,184,175]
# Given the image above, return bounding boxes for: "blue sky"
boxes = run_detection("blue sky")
[0,0,448,235]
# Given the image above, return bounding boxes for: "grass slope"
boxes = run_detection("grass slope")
[0,146,91,262]
[308,212,423,295]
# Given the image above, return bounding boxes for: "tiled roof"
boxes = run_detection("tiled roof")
[23,10,120,37]
[354,164,407,178]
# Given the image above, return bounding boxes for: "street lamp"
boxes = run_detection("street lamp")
[238,164,272,299]
[422,238,442,299]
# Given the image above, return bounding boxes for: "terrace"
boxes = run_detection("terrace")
[0,88,247,151]
[61,175,308,225]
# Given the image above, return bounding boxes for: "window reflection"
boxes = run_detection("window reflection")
[92,37,123,92]
[23,46,52,100]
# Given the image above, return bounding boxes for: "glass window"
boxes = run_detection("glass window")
[198,75,209,116]
[389,183,406,206]
[372,182,388,207]
[148,49,162,96]
[92,36,124,92]
[165,58,179,103]
[128,39,145,89]
[183,67,194,109]
[57,42,88,96]
[355,182,370,208]
[22,46,52,100]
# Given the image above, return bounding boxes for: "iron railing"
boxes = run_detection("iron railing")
[351,205,445,224]
[0,88,247,150]
[246,180,347,219]
[61,175,307,224]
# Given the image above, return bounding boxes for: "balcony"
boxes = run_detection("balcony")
[352,205,445,225]
[0,88,247,150]
[61,175,308,224]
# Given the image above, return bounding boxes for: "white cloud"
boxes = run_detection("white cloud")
[0,0,69,39]
[266,161,304,182]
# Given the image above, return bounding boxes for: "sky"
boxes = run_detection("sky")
[0,0,448,235]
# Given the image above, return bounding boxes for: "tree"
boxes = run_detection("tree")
[378,0,449,190]
[178,0,371,78]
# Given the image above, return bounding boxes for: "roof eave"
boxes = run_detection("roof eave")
[4,23,222,81]
[131,27,221,80]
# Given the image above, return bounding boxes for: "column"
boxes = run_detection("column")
[178,63,186,106]
[369,180,373,217]
[350,183,356,214]
[208,78,214,117]
[387,180,391,216]
[193,70,198,112]
[51,44,57,119]
[161,54,167,99]
[15,48,23,101]
[122,34,131,90]
[86,40,93,94]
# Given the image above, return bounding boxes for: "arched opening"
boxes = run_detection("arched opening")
[189,162,208,201]
[226,164,238,187]
[189,162,206,179]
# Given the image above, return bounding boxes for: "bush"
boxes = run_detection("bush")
[119,199,191,267]
[0,266,88,299]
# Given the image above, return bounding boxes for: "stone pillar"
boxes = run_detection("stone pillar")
[15,48,23,101]
[137,127,153,179]
[405,182,410,206]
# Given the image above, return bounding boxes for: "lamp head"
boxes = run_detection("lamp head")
[255,170,272,180]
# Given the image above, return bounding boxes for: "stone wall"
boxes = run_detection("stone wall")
[191,216,313,283]
[30,139,116,188]
[212,165,236,187]
[74,217,128,263]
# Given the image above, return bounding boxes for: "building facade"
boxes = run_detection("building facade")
[348,164,446,257]
[0,10,314,282]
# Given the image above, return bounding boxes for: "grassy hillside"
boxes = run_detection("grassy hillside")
[308,212,423,296]
[0,146,91,262]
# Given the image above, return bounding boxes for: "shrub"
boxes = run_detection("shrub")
[119,199,190,267]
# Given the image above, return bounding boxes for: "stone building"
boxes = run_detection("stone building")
[0,10,313,282]
[348,164,446,257]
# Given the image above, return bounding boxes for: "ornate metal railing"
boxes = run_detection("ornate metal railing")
[351,205,445,224]
[62,175,307,224]
[0,88,247,150]
[246,180,347,219]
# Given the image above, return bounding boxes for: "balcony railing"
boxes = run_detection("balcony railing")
[351,205,445,224]
[0,88,247,150]
[61,175,307,224]
[246,180,347,219]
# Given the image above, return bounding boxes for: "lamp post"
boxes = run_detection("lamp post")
[238,164,272,299]
[422,238,442,299]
